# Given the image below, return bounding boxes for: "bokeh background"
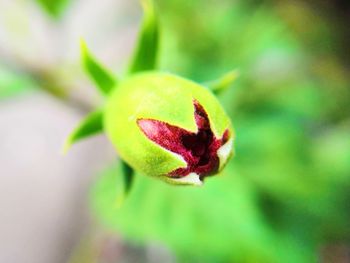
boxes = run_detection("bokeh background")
[0,0,349,262]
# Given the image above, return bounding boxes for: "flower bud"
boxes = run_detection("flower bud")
[104,72,234,186]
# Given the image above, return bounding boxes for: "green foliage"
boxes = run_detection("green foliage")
[35,0,71,18]
[92,162,316,263]
[91,0,350,262]
[94,161,137,210]
[64,109,103,152]
[80,40,117,95]
[128,0,159,73]
[0,66,34,99]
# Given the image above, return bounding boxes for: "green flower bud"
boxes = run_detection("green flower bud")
[65,0,237,188]
[104,72,234,186]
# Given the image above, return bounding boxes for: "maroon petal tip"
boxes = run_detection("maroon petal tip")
[137,100,230,180]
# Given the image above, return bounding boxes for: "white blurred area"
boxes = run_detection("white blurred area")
[0,0,143,262]
[0,0,139,70]
[0,94,116,263]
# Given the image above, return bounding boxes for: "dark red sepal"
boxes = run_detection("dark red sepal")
[137,100,229,180]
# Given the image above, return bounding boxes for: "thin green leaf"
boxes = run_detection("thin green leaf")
[63,109,103,153]
[205,70,239,95]
[128,0,159,73]
[80,40,117,95]
[121,161,135,196]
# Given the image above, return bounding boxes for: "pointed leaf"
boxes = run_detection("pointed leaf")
[121,161,135,196]
[128,0,159,73]
[205,70,239,95]
[80,40,117,95]
[36,0,71,18]
[64,109,103,153]
[108,161,135,208]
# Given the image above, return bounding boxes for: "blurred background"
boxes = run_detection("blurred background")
[0,0,349,262]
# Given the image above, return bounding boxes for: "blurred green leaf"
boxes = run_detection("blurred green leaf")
[35,0,71,18]
[312,125,350,180]
[94,161,137,210]
[87,0,350,261]
[91,163,316,263]
[81,40,117,95]
[64,109,103,153]
[128,0,159,73]
[0,67,34,99]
